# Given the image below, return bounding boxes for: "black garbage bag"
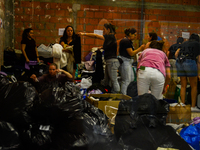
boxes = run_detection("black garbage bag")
[114,93,169,140]
[116,117,192,150]
[51,101,119,150]
[0,74,10,90]
[0,121,20,150]
[0,81,38,130]
[126,81,138,98]
[19,123,53,150]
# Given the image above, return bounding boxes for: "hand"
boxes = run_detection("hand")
[198,75,200,81]
[162,86,167,94]
[30,74,37,80]
[77,32,83,36]
[56,69,62,73]
[26,58,30,63]
[37,58,40,63]
[140,44,145,51]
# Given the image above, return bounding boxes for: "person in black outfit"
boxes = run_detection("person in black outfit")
[21,28,40,78]
[21,28,40,63]
[59,25,81,80]
[79,23,120,93]
[167,37,184,83]
[175,33,200,110]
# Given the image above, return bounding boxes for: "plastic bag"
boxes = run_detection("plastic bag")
[180,124,200,150]
[85,60,95,71]
[0,121,20,149]
[81,77,92,89]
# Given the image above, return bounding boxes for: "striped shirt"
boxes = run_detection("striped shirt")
[137,48,170,77]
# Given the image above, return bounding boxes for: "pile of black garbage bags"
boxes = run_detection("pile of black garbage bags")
[0,74,193,150]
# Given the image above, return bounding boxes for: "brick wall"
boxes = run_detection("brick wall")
[14,0,200,61]
[0,0,5,68]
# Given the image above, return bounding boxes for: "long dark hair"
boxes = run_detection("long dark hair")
[61,25,76,40]
[149,32,158,41]
[124,28,137,36]
[104,23,116,34]
[22,28,33,40]
[189,33,199,42]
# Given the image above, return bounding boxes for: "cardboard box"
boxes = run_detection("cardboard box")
[85,93,131,114]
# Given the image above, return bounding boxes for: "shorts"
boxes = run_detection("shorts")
[176,59,197,77]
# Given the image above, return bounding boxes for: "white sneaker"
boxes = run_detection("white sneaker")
[191,106,200,112]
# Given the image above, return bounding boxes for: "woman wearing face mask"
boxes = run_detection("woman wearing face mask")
[119,28,145,95]
[79,23,120,93]
[59,25,81,78]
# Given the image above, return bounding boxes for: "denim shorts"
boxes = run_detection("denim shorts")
[176,59,197,77]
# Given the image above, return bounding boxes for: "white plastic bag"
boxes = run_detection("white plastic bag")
[80,77,92,89]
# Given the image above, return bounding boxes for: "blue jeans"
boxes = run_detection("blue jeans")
[102,58,120,93]
[119,56,134,95]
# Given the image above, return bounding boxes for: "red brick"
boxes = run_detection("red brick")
[14,15,21,22]
[35,23,45,29]
[186,11,195,17]
[80,4,90,11]
[87,18,98,25]
[49,16,60,23]
[34,8,45,15]
[126,21,135,27]
[144,15,149,20]
[149,15,157,20]
[99,6,111,11]
[35,36,46,44]
[45,37,57,44]
[189,17,198,23]
[15,8,23,14]
[40,15,50,23]
[55,10,65,16]
[181,17,190,22]
[161,10,170,15]
[24,22,35,29]
[89,5,99,11]
[15,22,23,28]
[145,9,154,15]
[45,10,55,16]
[40,2,51,9]
[77,11,85,17]
[103,12,113,19]
[60,3,72,10]
[131,14,140,19]
[191,0,198,5]
[85,25,95,32]
[32,2,40,8]
[94,12,103,18]
[178,11,187,17]
[45,23,55,30]
[31,15,40,22]
[77,18,87,24]
[85,39,95,45]
[33,29,41,36]
[50,3,61,9]
[14,1,20,7]
[21,1,32,7]
[117,21,126,27]
[76,25,84,31]
[121,14,131,19]
[49,30,58,36]
[153,9,162,15]
[182,0,191,5]
[25,8,34,15]
[158,15,166,21]
[60,17,73,24]
[86,11,94,18]
[55,23,67,29]
[113,13,121,19]
[81,45,89,51]
[118,7,127,13]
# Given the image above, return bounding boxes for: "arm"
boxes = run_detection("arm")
[175,48,180,59]
[163,67,171,94]
[145,42,150,49]
[35,47,40,63]
[57,69,73,79]
[21,44,29,63]
[127,44,145,57]
[78,32,104,40]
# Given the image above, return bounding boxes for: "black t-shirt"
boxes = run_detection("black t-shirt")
[168,43,181,59]
[21,38,37,60]
[60,34,81,64]
[119,37,134,59]
[103,34,117,60]
[179,40,200,60]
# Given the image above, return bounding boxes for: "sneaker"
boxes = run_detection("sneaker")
[191,106,200,112]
